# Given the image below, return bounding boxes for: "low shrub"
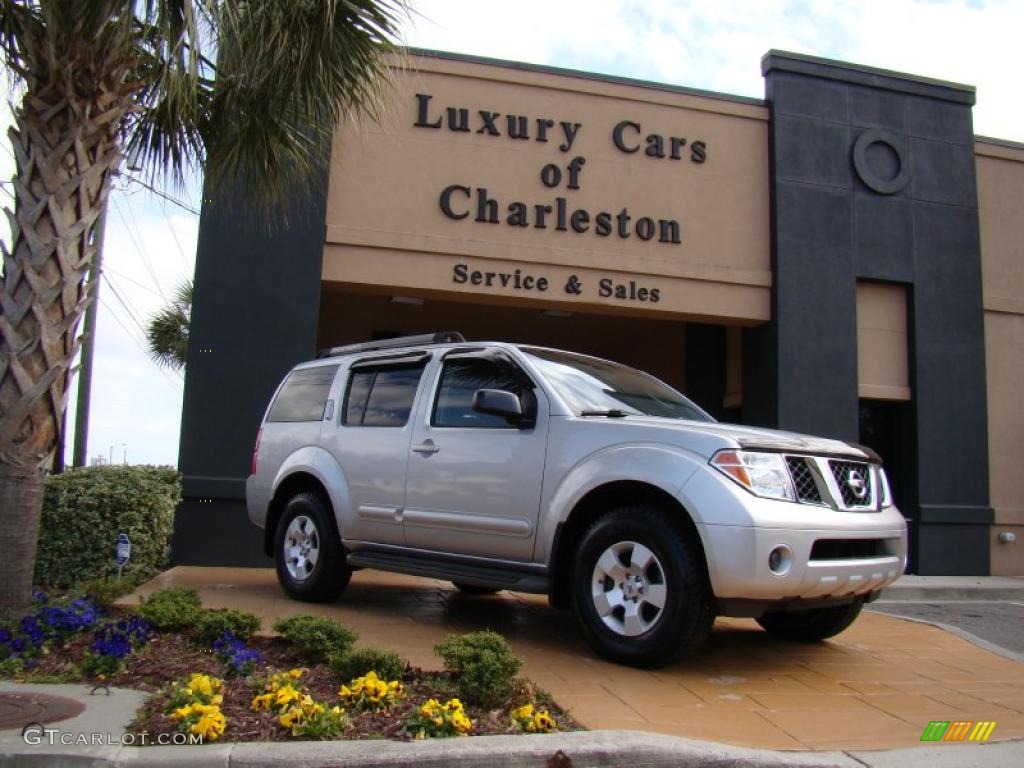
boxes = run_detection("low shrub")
[135,588,201,632]
[34,465,180,588]
[81,576,142,610]
[194,609,261,645]
[434,630,522,707]
[272,615,356,661]
[329,646,406,683]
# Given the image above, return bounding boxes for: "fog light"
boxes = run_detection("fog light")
[768,545,793,575]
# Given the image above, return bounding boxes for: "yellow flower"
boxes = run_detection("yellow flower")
[288,668,303,679]
[170,705,192,722]
[420,699,441,717]
[275,685,301,708]
[251,693,273,712]
[187,673,220,698]
[330,705,344,716]
[279,706,304,729]
[533,712,557,732]
[191,709,226,741]
[338,684,352,698]
[512,703,534,721]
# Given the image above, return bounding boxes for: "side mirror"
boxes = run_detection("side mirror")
[472,389,526,425]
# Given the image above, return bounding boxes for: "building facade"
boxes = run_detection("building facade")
[175,49,1024,576]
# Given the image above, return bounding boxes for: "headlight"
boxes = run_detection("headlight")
[710,450,795,501]
[877,467,892,507]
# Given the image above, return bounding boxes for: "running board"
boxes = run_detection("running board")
[346,550,549,594]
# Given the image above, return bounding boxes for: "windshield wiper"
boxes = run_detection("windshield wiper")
[579,409,631,418]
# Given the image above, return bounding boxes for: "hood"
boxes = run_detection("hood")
[612,416,881,463]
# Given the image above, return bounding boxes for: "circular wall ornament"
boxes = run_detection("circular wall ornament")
[852,128,909,195]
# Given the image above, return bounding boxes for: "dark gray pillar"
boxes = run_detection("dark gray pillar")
[174,172,329,566]
[759,51,991,574]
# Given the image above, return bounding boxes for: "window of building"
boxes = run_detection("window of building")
[267,365,340,423]
[433,356,533,428]
[343,363,425,427]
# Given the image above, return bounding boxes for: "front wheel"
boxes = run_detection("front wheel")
[571,506,714,668]
[756,599,864,641]
[274,492,350,602]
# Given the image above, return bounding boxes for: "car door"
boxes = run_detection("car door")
[402,350,549,561]
[320,352,429,547]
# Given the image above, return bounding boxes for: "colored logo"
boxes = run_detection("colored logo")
[920,720,996,742]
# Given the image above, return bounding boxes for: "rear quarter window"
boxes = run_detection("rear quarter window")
[267,365,339,423]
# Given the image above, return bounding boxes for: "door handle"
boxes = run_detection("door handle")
[412,440,440,455]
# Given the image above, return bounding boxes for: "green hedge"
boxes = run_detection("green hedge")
[34,465,180,588]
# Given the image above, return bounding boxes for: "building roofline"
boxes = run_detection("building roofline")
[761,50,975,106]
[403,47,766,108]
[976,135,1024,152]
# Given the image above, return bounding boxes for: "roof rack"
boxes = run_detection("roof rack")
[319,332,466,358]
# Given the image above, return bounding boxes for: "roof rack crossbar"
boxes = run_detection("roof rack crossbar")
[320,332,465,358]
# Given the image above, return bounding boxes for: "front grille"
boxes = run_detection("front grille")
[810,538,889,560]
[785,456,822,503]
[829,460,873,507]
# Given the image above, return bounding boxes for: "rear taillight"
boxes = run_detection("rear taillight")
[251,428,262,475]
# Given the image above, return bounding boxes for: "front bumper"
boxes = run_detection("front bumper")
[681,465,907,610]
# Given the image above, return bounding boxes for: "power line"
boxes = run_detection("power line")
[124,176,200,216]
[98,295,183,394]
[102,264,165,298]
[111,195,167,302]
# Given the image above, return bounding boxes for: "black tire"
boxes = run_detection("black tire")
[274,492,350,602]
[571,505,714,668]
[452,582,500,595]
[756,599,864,641]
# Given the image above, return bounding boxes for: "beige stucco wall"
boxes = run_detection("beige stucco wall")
[856,282,909,401]
[323,53,770,324]
[977,139,1024,576]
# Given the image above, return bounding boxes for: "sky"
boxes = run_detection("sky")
[1,0,1021,467]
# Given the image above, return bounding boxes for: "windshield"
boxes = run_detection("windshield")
[519,347,713,421]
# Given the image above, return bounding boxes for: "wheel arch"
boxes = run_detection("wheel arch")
[547,479,710,609]
[265,472,336,557]
[264,446,350,557]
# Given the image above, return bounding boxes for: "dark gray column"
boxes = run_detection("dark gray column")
[174,172,329,566]
[759,52,991,574]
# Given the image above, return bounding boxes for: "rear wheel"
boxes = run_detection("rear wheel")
[756,599,864,641]
[274,492,350,602]
[452,582,500,595]
[572,505,714,668]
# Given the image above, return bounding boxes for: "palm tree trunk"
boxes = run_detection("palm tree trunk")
[0,81,125,619]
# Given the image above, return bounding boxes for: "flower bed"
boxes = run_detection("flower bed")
[0,589,579,743]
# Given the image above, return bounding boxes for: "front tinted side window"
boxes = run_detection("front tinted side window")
[267,365,339,423]
[433,357,532,428]
[343,363,425,427]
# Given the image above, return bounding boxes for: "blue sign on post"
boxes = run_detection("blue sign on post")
[116,533,131,574]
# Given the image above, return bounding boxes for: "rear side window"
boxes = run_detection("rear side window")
[343,363,426,427]
[267,365,339,423]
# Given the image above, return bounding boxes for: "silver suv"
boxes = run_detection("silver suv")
[247,332,906,667]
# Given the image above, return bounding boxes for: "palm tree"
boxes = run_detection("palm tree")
[0,0,406,617]
[146,279,192,371]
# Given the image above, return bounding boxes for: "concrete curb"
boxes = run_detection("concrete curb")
[879,576,1024,602]
[3,730,1023,768]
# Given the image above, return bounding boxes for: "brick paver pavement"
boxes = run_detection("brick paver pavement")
[131,567,1024,751]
